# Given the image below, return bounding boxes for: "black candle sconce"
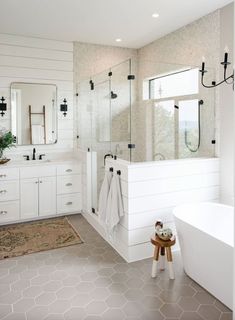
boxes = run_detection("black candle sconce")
[60,98,68,117]
[0,97,7,117]
[200,48,234,89]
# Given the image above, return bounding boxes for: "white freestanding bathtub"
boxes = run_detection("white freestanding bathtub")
[173,202,233,310]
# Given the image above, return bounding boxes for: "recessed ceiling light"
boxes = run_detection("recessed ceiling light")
[116,38,122,42]
[152,13,159,18]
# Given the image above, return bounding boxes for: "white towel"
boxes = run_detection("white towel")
[98,170,113,223]
[31,125,44,144]
[105,173,124,236]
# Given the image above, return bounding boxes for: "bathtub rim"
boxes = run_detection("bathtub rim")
[173,201,234,248]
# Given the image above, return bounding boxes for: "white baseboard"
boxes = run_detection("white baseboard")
[81,211,180,263]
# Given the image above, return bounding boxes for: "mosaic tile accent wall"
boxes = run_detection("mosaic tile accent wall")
[133,10,220,162]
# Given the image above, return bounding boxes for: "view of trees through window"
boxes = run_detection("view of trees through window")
[149,68,200,159]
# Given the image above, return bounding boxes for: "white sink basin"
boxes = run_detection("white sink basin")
[27,159,51,163]
[9,159,52,166]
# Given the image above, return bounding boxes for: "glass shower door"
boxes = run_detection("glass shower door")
[110,59,132,161]
[90,71,112,214]
[76,80,92,151]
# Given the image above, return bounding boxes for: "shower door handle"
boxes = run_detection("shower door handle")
[104,154,113,166]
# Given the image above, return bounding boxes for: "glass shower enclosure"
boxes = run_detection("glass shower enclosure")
[77,58,216,216]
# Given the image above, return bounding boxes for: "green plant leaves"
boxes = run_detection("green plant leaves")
[0,131,16,153]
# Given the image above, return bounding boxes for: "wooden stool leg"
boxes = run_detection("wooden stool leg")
[166,247,174,280]
[159,247,165,271]
[151,245,160,278]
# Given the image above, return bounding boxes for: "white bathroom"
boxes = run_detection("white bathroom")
[0,1,234,320]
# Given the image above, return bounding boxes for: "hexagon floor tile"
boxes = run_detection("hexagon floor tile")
[0,215,232,320]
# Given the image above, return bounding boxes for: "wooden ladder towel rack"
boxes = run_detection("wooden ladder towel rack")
[29,105,46,144]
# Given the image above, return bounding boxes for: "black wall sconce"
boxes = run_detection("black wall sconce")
[0,97,7,117]
[200,47,234,89]
[89,80,94,90]
[60,98,68,117]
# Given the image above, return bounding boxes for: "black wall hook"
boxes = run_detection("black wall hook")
[117,170,121,175]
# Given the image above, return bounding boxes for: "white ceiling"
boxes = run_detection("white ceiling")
[0,0,233,48]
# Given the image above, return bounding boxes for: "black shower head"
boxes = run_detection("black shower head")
[111,91,118,99]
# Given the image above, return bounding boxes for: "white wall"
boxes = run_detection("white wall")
[219,3,234,205]
[0,33,74,156]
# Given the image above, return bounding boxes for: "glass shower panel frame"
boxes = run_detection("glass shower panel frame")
[110,59,132,161]
[76,80,93,151]
[130,59,216,163]
[152,100,176,161]
[90,70,112,214]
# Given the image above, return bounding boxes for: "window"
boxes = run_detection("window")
[147,68,201,159]
[149,68,199,100]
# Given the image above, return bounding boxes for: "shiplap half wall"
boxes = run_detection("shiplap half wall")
[0,33,74,150]
[102,157,220,262]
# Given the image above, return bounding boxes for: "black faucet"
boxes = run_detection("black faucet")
[32,148,36,160]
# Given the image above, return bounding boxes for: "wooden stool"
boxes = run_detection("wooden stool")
[151,235,176,280]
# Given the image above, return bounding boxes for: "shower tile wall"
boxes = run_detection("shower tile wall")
[74,43,137,159]
[134,10,220,161]
[74,42,137,84]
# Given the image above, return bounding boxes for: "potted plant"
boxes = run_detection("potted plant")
[0,130,15,164]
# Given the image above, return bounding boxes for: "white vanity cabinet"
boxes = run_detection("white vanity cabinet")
[20,165,56,219]
[20,177,56,219]
[0,160,81,225]
[56,163,82,214]
[20,178,39,219]
[0,168,20,222]
[39,177,56,217]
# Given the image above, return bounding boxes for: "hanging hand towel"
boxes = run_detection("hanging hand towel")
[98,170,113,223]
[31,125,44,144]
[105,173,124,237]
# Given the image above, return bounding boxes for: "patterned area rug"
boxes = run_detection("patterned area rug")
[0,217,83,260]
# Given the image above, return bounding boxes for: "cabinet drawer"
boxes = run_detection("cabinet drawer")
[0,168,19,181]
[0,180,19,202]
[20,166,56,178]
[57,175,81,195]
[57,163,81,176]
[0,201,20,223]
[57,193,81,214]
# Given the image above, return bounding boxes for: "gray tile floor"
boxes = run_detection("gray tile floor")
[0,215,232,320]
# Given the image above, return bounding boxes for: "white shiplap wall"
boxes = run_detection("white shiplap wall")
[0,33,74,151]
[84,157,220,262]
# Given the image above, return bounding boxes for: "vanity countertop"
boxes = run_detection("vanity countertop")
[0,159,80,168]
